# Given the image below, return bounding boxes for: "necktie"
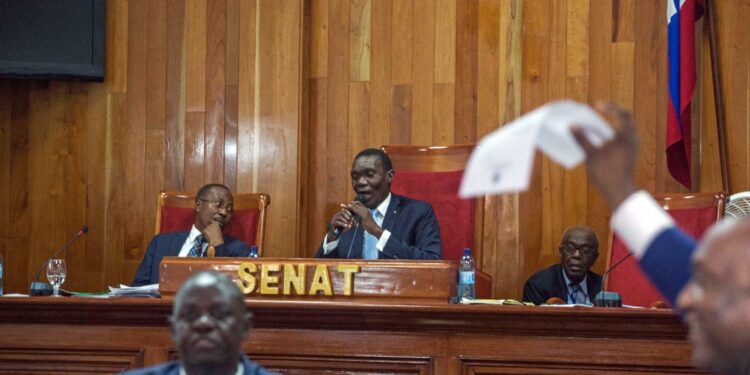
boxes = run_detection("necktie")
[570,283,587,304]
[188,235,204,257]
[363,208,380,259]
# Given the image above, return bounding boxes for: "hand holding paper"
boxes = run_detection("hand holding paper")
[459,100,614,197]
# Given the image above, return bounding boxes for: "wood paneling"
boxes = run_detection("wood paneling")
[0,298,703,374]
[0,0,303,293]
[0,0,748,299]
[303,0,750,300]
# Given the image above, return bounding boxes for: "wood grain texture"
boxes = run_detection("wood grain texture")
[302,0,750,298]
[0,298,702,374]
[204,0,227,184]
[0,0,304,293]
[1,0,749,299]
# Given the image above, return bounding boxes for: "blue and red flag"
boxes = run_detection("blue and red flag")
[667,0,703,189]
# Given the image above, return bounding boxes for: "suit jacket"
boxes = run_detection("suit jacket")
[522,263,602,305]
[637,227,696,306]
[315,194,442,260]
[121,353,277,375]
[131,231,250,286]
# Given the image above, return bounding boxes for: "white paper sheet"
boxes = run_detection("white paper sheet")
[459,100,613,197]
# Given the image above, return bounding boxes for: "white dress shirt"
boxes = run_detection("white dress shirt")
[323,193,393,255]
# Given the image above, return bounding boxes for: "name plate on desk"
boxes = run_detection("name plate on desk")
[159,258,486,303]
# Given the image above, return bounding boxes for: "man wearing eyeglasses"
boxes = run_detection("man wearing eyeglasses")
[131,184,251,286]
[522,226,602,305]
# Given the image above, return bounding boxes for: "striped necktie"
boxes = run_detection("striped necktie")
[188,235,204,257]
[570,283,587,304]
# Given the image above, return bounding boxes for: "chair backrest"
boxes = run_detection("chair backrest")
[381,145,482,267]
[606,192,725,307]
[155,192,271,254]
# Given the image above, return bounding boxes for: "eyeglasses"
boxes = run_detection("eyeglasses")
[198,198,234,213]
[561,244,597,256]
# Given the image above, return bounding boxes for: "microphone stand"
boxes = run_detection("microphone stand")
[593,252,632,307]
[29,226,88,296]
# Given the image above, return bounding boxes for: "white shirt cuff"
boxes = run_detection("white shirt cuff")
[611,190,675,259]
[322,233,338,255]
[376,230,391,251]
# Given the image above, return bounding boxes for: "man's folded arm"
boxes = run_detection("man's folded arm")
[131,237,157,286]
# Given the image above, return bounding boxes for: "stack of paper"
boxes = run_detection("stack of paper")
[108,284,160,298]
[460,298,534,306]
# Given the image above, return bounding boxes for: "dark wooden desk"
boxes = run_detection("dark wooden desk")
[0,297,702,374]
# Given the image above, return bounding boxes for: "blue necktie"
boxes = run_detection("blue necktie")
[363,208,379,259]
[188,235,204,257]
[570,283,586,304]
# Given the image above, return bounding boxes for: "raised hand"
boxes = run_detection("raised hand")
[571,102,638,210]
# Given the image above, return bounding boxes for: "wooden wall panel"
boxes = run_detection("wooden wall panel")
[0,0,303,293]
[0,0,748,299]
[302,0,750,300]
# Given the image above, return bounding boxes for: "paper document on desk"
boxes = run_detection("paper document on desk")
[108,284,160,298]
[460,298,534,306]
[459,101,613,197]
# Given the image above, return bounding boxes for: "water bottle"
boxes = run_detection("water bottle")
[0,254,4,295]
[457,248,475,302]
[249,245,259,258]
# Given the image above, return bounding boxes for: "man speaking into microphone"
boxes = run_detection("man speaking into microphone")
[315,148,442,260]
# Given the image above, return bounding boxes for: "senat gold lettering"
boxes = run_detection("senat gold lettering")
[236,262,257,294]
[308,264,333,296]
[259,263,281,294]
[337,265,360,296]
[283,264,306,295]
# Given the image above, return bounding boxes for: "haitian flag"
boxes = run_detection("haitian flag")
[667,0,702,189]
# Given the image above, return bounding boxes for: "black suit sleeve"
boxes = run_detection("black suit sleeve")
[218,237,251,257]
[381,205,442,260]
[523,275,552,305]
[315,245,339,258]
[131,236,159,286]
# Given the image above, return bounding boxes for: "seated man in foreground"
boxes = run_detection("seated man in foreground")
[315,148,442,259]
[132,184,250,286]
[523,226,602,305]
[572,103,750,375]
[123,271,276,375]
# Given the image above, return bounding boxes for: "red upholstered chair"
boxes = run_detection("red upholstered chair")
[381,145,482,267]
[155,192,271,255]
[606,192,725,307]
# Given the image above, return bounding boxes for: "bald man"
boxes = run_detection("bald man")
[523,226,602,305]
[572,103,750,374]
[123,271,276,375]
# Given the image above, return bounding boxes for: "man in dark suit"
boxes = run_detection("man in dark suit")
[123,271,276,375]
[315,148,442,260]
[523,226,602,305]
[132,184,250,286]
[571,103,750,375]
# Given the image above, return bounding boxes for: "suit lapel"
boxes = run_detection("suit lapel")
[555,265,569,301]
[170,232,190,256]
[381,194,401,232]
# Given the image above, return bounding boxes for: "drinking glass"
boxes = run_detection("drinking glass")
[46,259,67,297]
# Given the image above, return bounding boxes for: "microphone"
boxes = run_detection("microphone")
[332,194,366,237]
[593,252,632,307]
[29,225,89,296]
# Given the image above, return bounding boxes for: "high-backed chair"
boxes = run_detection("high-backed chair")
[155,192,271,255]
[381,145,483,267]
[606,192,725,307]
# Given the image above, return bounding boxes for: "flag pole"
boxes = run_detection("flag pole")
[706,0,729,193]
